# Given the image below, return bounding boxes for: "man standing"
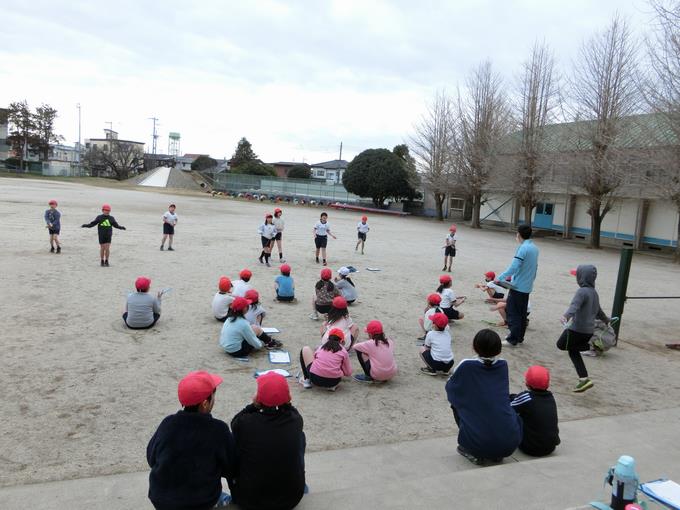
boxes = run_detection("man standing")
[497,224,538,346]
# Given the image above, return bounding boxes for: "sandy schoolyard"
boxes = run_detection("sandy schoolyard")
[1,176,679,487]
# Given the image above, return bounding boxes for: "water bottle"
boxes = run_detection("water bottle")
[607,455,639,510]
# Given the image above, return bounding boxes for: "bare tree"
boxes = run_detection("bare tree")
[570,15,641,248]
[514,41,560,226]
[6,100,36,170]
[83,142,143,180]
[33,104,63,161]
[409,90,455,220]
[453,61,513,228]
[643,0,680,260]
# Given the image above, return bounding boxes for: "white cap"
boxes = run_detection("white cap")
[338,267,350,276]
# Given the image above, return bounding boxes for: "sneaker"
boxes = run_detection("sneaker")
[167,247,174,251]
[583,349,600,357]
[265,261,271,267]
[56,246,61,254]
[259,256,264,264]
[442,266,447,271]
[100,260,105,267]
[315,257,320,264]
[322,260,327,266]
[447,267,452,272]
[160,245,164,251]
[573,379,594,393]
[324,385,338,392]
[309,313,319,321]
[298,376,312,389]
[353,374,374,383]
[415,337,425,346]
[104,260,110,266]
[50,247,55,253]
[457,445,483,465]
[437,370,451,377]
[420,367,438,376]
[501,340,517,347]
[215,491,232,507]
[280,257,286,263]
[265,340,283,350]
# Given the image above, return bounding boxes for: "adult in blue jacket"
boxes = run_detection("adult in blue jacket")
[497,224,539,346]
[446,329,522,464]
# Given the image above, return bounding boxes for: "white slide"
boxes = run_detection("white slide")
[139,167,171,187]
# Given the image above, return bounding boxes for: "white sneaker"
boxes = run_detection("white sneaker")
[298,376,312,389]
[583,349,600,357]
[309,313,319,321]
[501,340,517,347]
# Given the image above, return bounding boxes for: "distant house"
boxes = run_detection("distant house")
[310,159,348,184]
[84,129,145,178]
[271,161,308,178]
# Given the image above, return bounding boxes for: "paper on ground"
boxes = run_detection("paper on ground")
[262,327,280,334]
[254,368,291,378]
[641,479,680,507]
[269,350,291,364]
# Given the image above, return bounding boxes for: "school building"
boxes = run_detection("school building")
[423,113,679,253]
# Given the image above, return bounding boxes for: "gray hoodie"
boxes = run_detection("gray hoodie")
[564,265,608,334]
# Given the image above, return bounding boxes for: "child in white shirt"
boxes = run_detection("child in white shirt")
[257,213,277,267]
[443,225,457,272]
[437,274,465,321]
[244,289,266,326]
[313,212,337,266]
[232,269,253,297]
[212,276,233,321]
[420,312,455,375]
[475,271,505,303]
[160,204,178,251]
[272,207,285,262]
[355,216,370,254]
[417,293,445,343]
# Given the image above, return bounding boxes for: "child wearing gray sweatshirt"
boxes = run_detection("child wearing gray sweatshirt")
[557,265,609,393]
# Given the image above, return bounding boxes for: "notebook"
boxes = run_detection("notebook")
[640,479,680,508]
[268,350,291,364]
[254,369,291,378]
[262,327,280,334]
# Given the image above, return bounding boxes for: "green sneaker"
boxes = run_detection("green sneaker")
[573,378,594,393]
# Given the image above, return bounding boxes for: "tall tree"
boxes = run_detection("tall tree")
[6,100,36,170]
[643,0,680,261]
[33,104,63,161]
[231,137,258,168]
[570,15,640,248]
[514,42,560,226]
[191,155,218,171]
[392,143,420,194]
[287,164,311,179]
[410,91,456,220]
[453,61,512,228]
[343,148,417,208]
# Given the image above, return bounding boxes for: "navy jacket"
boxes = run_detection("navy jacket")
[147,411,235,510]
[446,358,522,459]
[510,389,560,457]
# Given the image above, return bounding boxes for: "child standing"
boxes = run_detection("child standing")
[355,215,370,254]
[298,328,352,390]
[147,371,234,509]
[510,365,560,457]
[44,199,62,253]
[419,312,454,375]
[309,268,339,320]
[232,269,253,297]
[275,264,295,302]
[353,320,397,383]
[313,212,337,266]
[557,264,609,393]
[273,207,285,262]
[417,293,444,343]
[244,289,266,326]
[475,271,505,303]
[445,329,522,465]
[81,204,126,266]
[212,276,233,321]
[443,225,457,272]
[437,275,466,321]
[257,213,277,267]
[160,204,178,251]
[335,267,358,304]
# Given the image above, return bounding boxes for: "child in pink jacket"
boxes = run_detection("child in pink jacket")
[298,328,352,391]
[352,320,397,383]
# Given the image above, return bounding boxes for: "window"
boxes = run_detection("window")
[536,203,554,215]
[536,203,544,214]
[449,197,465,211]
[544,203,554,215]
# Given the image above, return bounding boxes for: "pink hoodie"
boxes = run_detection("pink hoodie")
[353,338,397,381]
[310,346,352,379]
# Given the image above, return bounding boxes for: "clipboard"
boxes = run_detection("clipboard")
[268,350,291,364]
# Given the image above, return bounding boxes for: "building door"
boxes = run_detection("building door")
[533,202,555,228]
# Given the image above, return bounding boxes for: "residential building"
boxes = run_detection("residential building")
[271,161,309,178]
[310,159,348,184]
[0,108,10,161]
[84,129,145,178]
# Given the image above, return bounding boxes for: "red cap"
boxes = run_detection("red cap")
[320,268,332,280]
[178,371,223,407]
[102,203,111,211]
[274,208,282,215]
[48,199,58,206]
[484,271,496,280]
[524,365,550,390]
[280,263,291,274]
[230,296,250,312]
[239,269,252,280]
[429,312,449,329]
[427,293,442,305]
[449,224,457,232]
[361,215,368,221]
[256,372,291,407]
[265,213,273,218]
[569,268,577,276]
[439,274,452,284]
[218,276,232,293]
[332,296,348,309]
[245,289,259,304]
[365,320,383,335]
[328,327,345,342]
[135,276,151,292]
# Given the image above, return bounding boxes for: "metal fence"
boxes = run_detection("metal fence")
[212,173,366,203]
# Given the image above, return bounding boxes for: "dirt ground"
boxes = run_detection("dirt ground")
[1,177,679,487]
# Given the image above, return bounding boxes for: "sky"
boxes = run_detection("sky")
[0,0,653,163]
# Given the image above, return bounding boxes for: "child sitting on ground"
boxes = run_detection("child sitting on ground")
[437,275,465,321]
[510,365,560,457]
[232,269,253,297]
[445,329,522,465]
[417,293,445,343]
[212,276,233,322]
[309,268,340,321]
[244,289,266,326]
[275,264,295,302]
[335,267,358,304]
[353,320,397,383]
[147,371,234,509]
[419,312,454,376]
[123,277,162,329]
[475,271,505,303]
[298,328,352,390]
[219,297,281,357]
[321,296,359,350]
[230,372,306,510]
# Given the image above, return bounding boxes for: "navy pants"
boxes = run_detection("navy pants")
[506,289,529,345]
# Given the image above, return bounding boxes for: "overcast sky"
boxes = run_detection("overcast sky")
[1,0,651,163]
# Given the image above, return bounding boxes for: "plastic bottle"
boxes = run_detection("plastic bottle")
[607,455,639,510]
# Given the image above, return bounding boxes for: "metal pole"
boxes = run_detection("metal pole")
[611,247,634,338]
[76,103,81,164]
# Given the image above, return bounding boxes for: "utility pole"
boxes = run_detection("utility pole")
[76,103,81,164]
[149,117,159,154]
[339,141,343,161]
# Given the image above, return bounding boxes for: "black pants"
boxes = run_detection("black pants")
[123,312,160,330]
[556,329,592,378]
[228,340,255,358]
[299,351,341,387]
[506,289,530,344]
[356,351,372,378]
